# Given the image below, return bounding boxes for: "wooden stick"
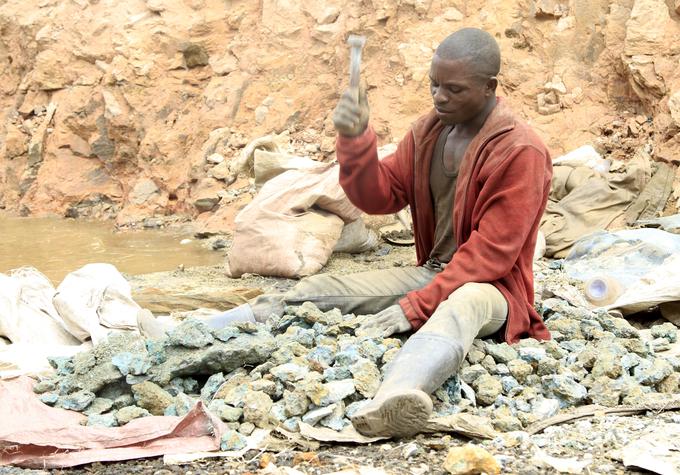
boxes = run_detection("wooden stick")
[526,395,680,435]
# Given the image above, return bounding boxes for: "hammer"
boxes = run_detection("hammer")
[347,34,366,102]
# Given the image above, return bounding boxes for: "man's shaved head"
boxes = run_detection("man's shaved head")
[435,28,501,78]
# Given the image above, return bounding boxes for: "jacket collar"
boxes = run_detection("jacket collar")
[411,97,517,150]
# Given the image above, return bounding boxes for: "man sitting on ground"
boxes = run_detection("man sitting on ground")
[140,27,552,438]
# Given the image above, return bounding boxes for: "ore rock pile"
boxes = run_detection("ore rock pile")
[34,298,680,449]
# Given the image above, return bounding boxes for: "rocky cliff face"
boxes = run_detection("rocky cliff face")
[0,0,678,229]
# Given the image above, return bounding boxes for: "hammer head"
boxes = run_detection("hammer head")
[347,35,366,92]
[347,34,366,49]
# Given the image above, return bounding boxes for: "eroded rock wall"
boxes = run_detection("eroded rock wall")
[0,0,678,227]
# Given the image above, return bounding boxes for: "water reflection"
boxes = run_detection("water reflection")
[0,214,223,283]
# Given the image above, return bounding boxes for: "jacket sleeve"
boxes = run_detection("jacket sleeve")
[336,126,413,215]
[399,144,550,329]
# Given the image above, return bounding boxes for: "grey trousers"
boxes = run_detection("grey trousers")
[250,266,508,352]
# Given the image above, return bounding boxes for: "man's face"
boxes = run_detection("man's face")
[428,54,494,126]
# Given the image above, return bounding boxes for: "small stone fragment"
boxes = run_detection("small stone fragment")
[542,375,587,407]
[242,391,273,428]
[132,382,174,416]
[213,326,240,342]
[474,375,502,406]
[84,397,115,416]
[221,404,244,422]
[270,363,309,382]
[201,372,226,401]
[634,358,673,386]
[33,379,57,394]
[350,358,381,398]
[116,406,151,425]
[507,359,533,383]
[40,393,59,406]
[220,429,247,451]
[302,404,336,426]
[444,444,501,475]
[87,413,118,427]
[60,390,96,411]
[111,352,152,376]
[239,421,256,435]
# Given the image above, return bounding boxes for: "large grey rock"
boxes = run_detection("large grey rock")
[87,413,118,427]
[166,319,215,348]
[306,346,335,369]
[149,330,276,385]
[518,347,546,363]
[651,322,678,343]
[283,390,309,417]
[59,333,146,394]
[40,393,59,406]
[460,364,488,385]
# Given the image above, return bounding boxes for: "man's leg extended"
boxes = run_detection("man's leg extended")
[351,282,508,437]
[249,266,437,322]
[138,266,436,338]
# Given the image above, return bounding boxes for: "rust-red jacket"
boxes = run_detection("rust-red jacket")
[336,99,552,343]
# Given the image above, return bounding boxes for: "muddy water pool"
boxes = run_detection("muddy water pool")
[0,214,223,283]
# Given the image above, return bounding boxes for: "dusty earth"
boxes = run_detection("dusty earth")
[0,0,679,229]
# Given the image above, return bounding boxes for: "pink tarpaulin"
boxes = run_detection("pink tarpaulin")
[0,377,226,468]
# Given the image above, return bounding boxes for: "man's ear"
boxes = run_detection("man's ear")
[485,76,498,96]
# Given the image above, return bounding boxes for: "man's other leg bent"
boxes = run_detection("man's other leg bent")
[351,282,508,437]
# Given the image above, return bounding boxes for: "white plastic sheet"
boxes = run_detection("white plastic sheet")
[563,229,680,314]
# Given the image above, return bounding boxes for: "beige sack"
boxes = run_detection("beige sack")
[227,164,362,278]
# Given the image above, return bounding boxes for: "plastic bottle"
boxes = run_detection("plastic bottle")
[584,275,623,306]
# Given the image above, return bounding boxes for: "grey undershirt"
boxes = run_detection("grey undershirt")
[428,125,459,265]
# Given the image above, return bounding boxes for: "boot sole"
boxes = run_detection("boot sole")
[351,389,433,438]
